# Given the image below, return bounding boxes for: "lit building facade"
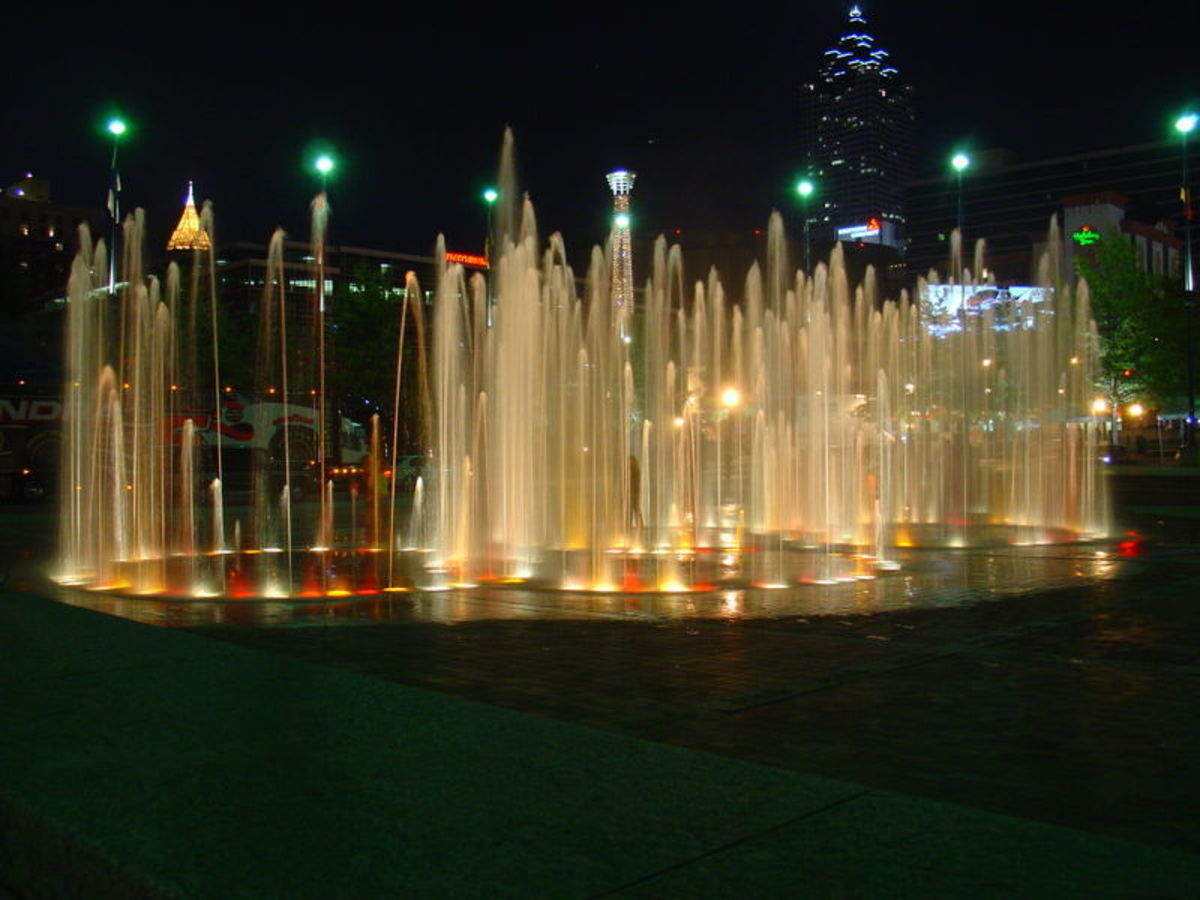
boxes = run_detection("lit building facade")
[0,174,104,311]
[800,5,915,249]
[905,143,1186,283]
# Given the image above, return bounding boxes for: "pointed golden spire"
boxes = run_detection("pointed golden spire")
[166,181,212,251]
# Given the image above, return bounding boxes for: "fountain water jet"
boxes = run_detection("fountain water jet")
[54,138,1109,601]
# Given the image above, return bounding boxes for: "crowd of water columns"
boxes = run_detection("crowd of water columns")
[427,198,1108,590]
[55,140,1108,597]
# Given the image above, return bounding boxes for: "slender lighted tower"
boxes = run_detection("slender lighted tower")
[606,169,636,336]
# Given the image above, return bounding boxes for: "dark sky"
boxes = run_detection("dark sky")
[4,1,1197,258]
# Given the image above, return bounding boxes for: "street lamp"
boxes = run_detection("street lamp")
[796,178,815,273]
[951,152,970,234]
[313,154,335,191]
[1176,112,1197,451]
[104,116,128,294]
[482,187,498,255]
[481,187,499,324]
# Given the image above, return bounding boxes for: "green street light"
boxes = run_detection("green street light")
[481,187,500,325]
[103,116,129,293]
[1175,111,1198,452]
[796,179,815,272]
[950,152,970,232]
[312,153,336,192]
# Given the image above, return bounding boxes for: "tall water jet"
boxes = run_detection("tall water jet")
[54,139,1109,602]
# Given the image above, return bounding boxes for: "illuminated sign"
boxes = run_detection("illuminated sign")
[836,218,881,241]
[444,252,489,269]
[1071,225,1101,247]
[920,285,1051,338]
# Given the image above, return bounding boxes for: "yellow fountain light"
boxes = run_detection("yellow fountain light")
[673,416,686,428]
[981,357,992,368]
[721,387,742,408]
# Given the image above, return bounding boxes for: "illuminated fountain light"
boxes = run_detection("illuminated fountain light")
[55,132,1109,602]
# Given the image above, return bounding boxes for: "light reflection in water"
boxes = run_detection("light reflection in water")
[48,543,1125,628]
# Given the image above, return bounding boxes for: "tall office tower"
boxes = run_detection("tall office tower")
[801,5,914,248]
[606,169,636,335]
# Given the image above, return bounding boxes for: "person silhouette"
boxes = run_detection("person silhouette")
[629,454,644,532]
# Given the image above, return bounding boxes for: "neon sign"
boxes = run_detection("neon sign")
[837,220,881,241]
[1071,225,1101,247]
[444,252,489,268]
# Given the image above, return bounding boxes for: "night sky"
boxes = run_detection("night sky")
[4,1,1197,259]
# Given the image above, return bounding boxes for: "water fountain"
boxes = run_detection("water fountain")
[53,135,1109,601]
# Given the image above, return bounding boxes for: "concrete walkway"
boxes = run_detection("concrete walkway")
[3,590,1198,897]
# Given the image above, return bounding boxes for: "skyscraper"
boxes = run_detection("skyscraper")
[606,169,636,336]
[801,5,914,248]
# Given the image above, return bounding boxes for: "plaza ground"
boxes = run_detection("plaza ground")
[2,482,1199,895]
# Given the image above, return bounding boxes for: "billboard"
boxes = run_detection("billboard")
[920,285,1050,337]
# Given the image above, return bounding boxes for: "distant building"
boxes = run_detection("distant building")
[165,182,212,253]
[800,5,915,250]
[214,240,448,314]
[905,142,1185,283]
[0,174,104,310]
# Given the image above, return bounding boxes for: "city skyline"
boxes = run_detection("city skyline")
[3,2,1196,256]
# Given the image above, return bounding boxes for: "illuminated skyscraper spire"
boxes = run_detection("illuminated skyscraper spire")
[606,169,636,334]
[166,181,211,251]
[801,4,914,247]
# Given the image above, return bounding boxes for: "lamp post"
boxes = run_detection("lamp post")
[311,151,336,521]
[1177,112,1197,451]
[314,154,335,192]
[796,178,815,273]
[105,117,127,294]
[951,152,970,235]
[482,187,498,259]
[482,187,498,324]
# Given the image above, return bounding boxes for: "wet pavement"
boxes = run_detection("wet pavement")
[5,502,1200,860]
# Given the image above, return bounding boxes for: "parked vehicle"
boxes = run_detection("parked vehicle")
[0,393,60,499]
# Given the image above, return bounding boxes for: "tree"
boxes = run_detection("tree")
[1074,231,1187,408]
[327,263,426,456]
